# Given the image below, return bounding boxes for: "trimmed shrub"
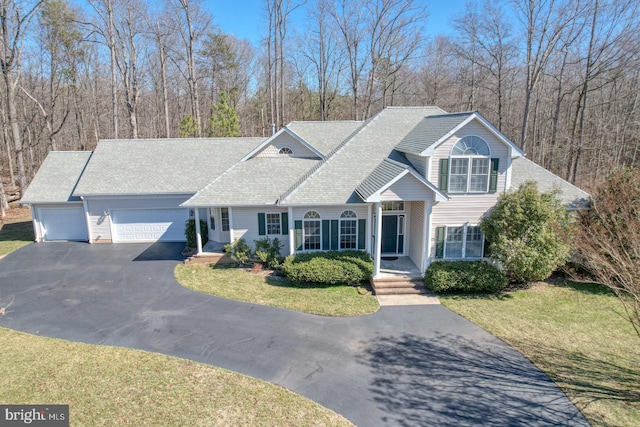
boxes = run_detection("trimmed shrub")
[425,261,508,293]
[185,219,208,248]
[254,237,284,268]
[224,238,252,265]
[282,250,373,285]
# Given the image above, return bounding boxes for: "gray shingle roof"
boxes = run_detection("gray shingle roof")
[510,157,590,205]
[21,151,92,204]
[395,112,474,155]
[73,138,264,196]
[281,107,446,205]
[286,121,363,156]
[183,157,318,206]
[355,158,410,200]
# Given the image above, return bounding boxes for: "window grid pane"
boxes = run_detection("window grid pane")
[450,158,469,192]
[221,208,230,231]
[304,220,321,250]
[466,226,484,258]
[266,213,281,235]
[470,158,490,192]
[340,219,357,249]
[445,226,464,258]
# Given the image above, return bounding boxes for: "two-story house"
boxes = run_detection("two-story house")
[21,106,588,282]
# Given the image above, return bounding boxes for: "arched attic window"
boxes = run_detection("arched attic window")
[279,147,293,155]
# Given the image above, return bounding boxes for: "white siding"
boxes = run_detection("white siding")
[256,133,318,158]
[429,120,509,192]
[408,201,424,270]
[380,174,435,202]
[85,195,191,242]
[231,207,291,254]
[405,153,427,177]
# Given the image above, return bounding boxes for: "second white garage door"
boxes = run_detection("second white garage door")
[39,206,88,241]
[111,209,189,242]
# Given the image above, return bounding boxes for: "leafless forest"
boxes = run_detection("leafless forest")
[1,0,639,205]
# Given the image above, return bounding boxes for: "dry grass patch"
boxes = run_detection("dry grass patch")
[0,327,353,426]
[440,279,640,427]
[0,207,33,257]
[175,264,379,317]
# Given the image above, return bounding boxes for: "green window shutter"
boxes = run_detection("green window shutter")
[489,158,499,192]
[483,234,491,258]
[357,219,366,250]
[281,212,289,235]
[330,220,339,250]
[258,213,266,235]
[294,220,303,251]
[435,226,445,259]
[439,158,449,192]
[322,220,330,250]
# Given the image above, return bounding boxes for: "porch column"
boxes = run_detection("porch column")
[228,207,234,243]
[366,204,372,253]
[288,206,295,256]
[424,201,433,269]
[195,208,203,255]
[373,202,383,278]
[81,197,91,243]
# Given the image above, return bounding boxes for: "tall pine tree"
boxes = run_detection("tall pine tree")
[207,92,241,137]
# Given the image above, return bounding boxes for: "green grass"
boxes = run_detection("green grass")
[440,279,640,427]
[0,327,353,426]
[0,218,33,256]
[175,264,379,317]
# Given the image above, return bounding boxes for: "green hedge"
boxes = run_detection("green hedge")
[424,261,507,293]
[185,219,208,248]
[282,251,373,285]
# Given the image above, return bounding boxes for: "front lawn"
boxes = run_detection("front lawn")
[0,327,353,426]
[440,279,640,427]
[0,207,33,257]
[175,264,379,317]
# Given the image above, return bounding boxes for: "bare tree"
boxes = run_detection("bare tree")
[0,0,44,193]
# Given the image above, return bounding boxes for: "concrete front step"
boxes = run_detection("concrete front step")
[184,253,235,267]
[370,277,428,295]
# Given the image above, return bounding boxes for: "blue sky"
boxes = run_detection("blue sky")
[210,0,468,45]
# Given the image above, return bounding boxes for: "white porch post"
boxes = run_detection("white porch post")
[288,206,294,255]
[228,207,234,242]
[194,208,203,255]
[424,202,433,269]
[373,202,383,278]
[366,204,372,253]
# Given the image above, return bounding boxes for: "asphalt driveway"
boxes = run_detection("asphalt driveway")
[0,242,588,426]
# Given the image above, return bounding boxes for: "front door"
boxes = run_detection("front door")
[381,215,404,254]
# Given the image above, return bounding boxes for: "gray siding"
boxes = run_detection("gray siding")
[379,174,435,202]
[231,207,291,254]
[405,153,427,177]
[256,133,318,158]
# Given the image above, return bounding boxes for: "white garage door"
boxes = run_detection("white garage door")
[111,209,188,242]
[39,206,88,241]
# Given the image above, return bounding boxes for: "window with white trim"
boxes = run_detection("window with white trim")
[278,147,293,155]
[303,211,321,250]
[221,208,230,231]
[444,225,484,259]
[449,136,491,193]
[266,213,281,235]
[339,210,357,249]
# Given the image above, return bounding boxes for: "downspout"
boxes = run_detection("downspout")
[228,207,235,243]
[366,203,372,254]
[423,201,433,272]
